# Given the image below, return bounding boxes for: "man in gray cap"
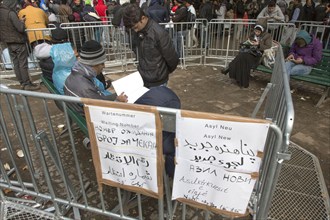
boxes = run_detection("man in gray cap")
[64,40,128,115]
[0,0,40,90]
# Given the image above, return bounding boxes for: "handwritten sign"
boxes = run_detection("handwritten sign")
[172,160,256,214]
[172,112,270,215]
[85,103,163,198]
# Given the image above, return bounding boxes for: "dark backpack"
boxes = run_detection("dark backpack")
[82,12,101,22]
[186,10,196,30]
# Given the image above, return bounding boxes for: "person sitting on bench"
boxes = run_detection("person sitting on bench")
[63,40,128,115]
[285,30,322,76]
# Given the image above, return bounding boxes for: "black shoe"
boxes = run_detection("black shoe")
[22,83,40,91]
[221,68,229,75]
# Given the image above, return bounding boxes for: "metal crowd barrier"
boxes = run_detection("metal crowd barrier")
[1,20,328,77]
[204,20,297,67]
[0,47,294,220]
[251,45,294,219]
[60,21,137,74]
[0,88,167,220]
[300,23,330,50]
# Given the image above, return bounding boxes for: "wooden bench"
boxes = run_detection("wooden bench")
[40,75,89,137]
[256,50,330,107]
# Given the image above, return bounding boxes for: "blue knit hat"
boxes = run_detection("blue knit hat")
[296,30,312,45]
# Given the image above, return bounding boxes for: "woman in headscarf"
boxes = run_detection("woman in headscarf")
[222,18,272,88]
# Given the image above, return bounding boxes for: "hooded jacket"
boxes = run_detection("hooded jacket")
[95,0,108,21]
[289,33,322,66]
[136,18,179,87]
[64,61,117,115]
[0,1,27,43]
[147,0,170,23]
[257,5,285,22]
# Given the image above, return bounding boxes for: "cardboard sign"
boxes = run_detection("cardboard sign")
[84,100,163,198]
[172,110,270,216]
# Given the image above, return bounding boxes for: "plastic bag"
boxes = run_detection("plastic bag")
[50,43,76,94]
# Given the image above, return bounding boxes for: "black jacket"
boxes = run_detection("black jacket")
[147,0,170,23]
[137,19,179,87]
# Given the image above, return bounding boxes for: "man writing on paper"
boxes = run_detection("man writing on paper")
[135,86,181,177]
[64,40,128,115]
[123,4,179,88]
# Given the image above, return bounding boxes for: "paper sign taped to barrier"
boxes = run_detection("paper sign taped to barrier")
[175,114,269,173]
[85,104,163,198]
[172,160,257,214]
[172,111,270,215]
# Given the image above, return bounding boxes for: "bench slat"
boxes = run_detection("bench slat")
[41,76,89,137]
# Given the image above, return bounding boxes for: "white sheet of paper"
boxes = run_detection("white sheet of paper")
[112,71,149,103]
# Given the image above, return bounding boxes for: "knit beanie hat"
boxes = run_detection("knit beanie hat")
[296,30,312,45]
[79,40,107,66]
[51,27,68,43]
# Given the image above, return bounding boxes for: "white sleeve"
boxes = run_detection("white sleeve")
[33,43,52,59]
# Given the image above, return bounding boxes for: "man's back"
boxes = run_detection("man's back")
[18,5,51,43]
[147,0,170,23]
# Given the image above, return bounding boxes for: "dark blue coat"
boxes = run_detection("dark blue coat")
[135,86,181,177]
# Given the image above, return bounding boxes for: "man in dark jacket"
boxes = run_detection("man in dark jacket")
[135,86,181,177]
[64,40,127,115]
[147,0,170,23]
[172,0,189,58]
[123,3,179,88]
[199,0,213,47]
[0,0,40,90]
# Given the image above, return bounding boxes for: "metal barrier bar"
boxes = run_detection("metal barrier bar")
[251,45,294,219]
[300,23,330,49]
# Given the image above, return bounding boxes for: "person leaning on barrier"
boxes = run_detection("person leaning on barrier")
[135,86,181,177]
[257,0,285,23]
[0,0,40,90]
[285,30,322,76]
[63,40,128,115]
[222,19,272,88]
[257,0,285,41]
[123,3,179,88]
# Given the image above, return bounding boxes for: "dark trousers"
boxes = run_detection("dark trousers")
[7,43,31,85]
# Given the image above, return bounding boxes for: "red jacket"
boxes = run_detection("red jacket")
[95,0,107,21]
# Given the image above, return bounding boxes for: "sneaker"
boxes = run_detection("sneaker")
[22,83,40,91]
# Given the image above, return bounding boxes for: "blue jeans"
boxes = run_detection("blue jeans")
[285,61,312,76]
[173,30,187,58]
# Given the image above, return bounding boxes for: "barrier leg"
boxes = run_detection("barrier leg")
[315,87,329,107]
